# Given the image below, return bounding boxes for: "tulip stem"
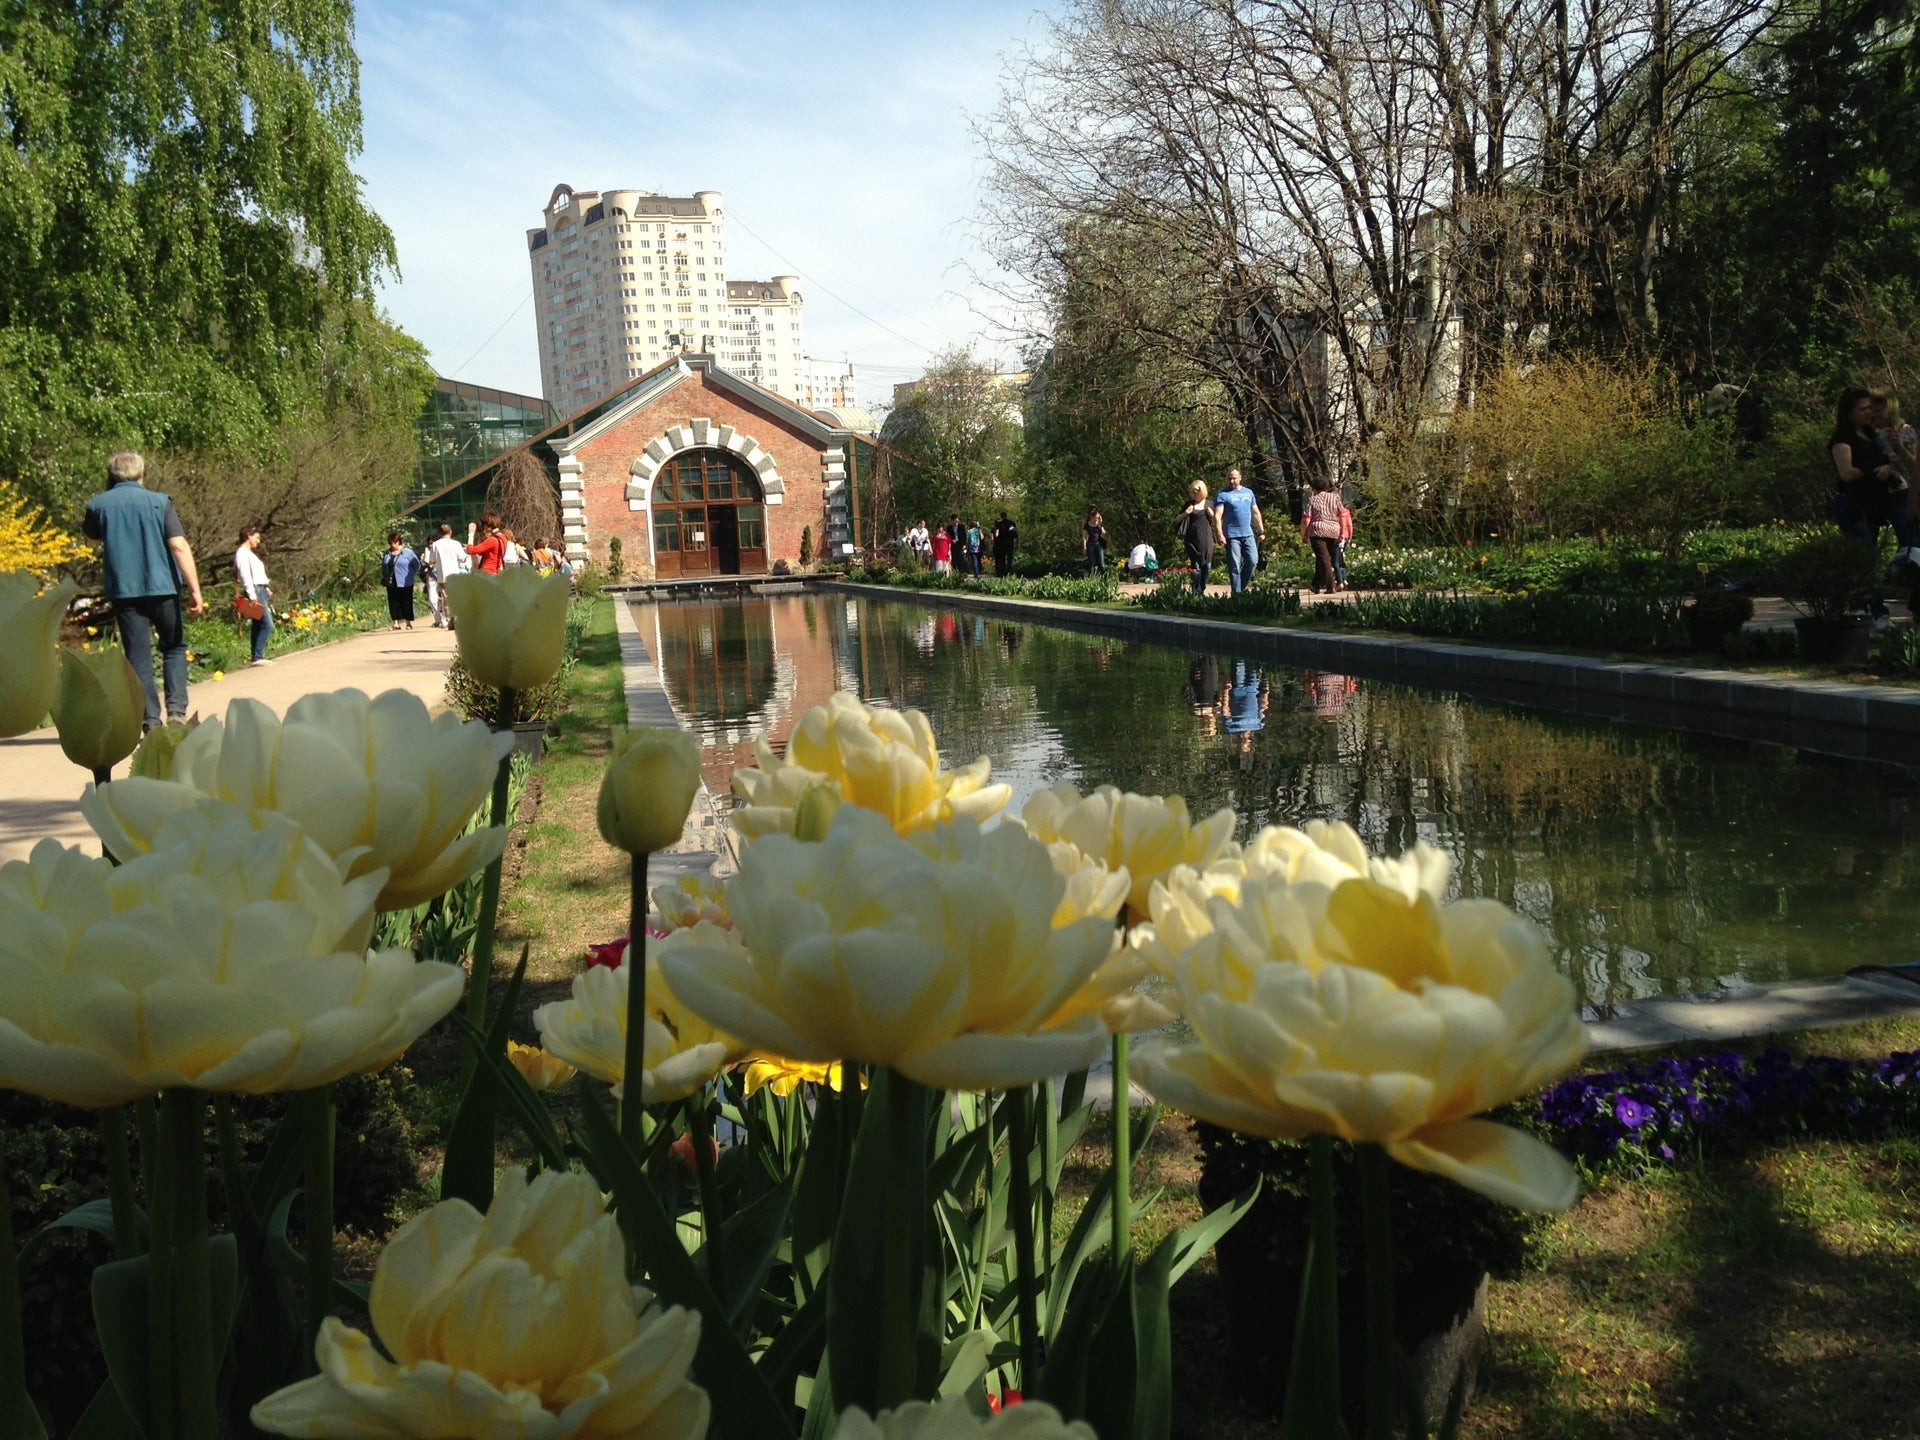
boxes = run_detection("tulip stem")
[1279,1134,1342,1440]
[688,1093,727,1299]
[0,1132,37,1439]
[163,1090,216,1440]
[1358,1143,1397,1440]
[1110,1034,1131,1264]
[876,1068,928,1411]
[462,685,518,1081]
[302,1086,335,1370]
[145,1094,178,1440]
[1007,1084,1044,1392]
[100,1106,141,1260]
[620,851,650,1156]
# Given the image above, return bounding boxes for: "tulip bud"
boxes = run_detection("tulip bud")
[792,781,843,842]
[506,1041,577,1093]
[52,648,145,773]
[444,568,570,693]
[596,725,701,855]
[0,574,77,738]
[128,716,201,780]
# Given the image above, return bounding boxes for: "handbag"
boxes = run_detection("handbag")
[235,591,266,622]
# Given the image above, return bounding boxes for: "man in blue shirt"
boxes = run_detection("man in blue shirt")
[83,451,205,727]
[1211,467,1267,595]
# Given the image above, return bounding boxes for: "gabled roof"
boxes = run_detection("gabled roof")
[400,355,851,517]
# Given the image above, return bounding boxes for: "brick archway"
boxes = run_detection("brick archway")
[623,419,786,509]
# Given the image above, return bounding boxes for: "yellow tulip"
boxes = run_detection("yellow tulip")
[736,1054,861,1097]
[51,647,145,773]
[81,688,514,910]
[832,1396,1095,1439]
[659,807,1118,1092]
[532,936,747,1103]
[0,812,463,1108]
[652,872,730,932]
[1019,782,1236,920]
[1132,867,1589,1211]
[250,1170,709,1440]
[128,716,200,780]
[0,573,75,737]
[597,724,702,855]
[506,1041,577,1093]
[729,691,1010,843]
[445,566,570,692]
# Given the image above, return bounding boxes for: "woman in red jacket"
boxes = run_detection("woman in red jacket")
[465,512,507,574]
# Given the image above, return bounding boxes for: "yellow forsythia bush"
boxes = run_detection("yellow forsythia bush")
[0,480,88,579]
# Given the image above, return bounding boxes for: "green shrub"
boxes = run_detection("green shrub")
[1775,531,1881,620]
[607,535,624,580]
[1136,578,1302,619]
[443,600,591,724]
[799,526,813,566]
[572,562,605,599]
[1312,591,1685,650]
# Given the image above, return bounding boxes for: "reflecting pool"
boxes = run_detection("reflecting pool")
[632,593,1920,1007]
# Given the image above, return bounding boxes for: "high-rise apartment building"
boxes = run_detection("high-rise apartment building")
[527,184,730,415]
[719,277,807,396]
[798,359,857,411]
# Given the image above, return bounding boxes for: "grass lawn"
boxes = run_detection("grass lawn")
[1058,1017,1920,1439]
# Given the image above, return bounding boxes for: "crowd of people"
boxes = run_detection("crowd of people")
[1830,387,1920,623]
[901,514,1022,576]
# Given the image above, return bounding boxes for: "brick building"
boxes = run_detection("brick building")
[406,355,866,579]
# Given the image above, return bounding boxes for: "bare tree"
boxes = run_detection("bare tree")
[486,449,562,547]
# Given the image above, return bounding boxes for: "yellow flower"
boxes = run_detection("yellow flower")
[1132,867,1588,1211]
[51,648,145,773]
[81,689,515,910]
[445,566,571,692]
[507,1041,578,1093]
[0,813,463,1108]
[1018,782,1236,919]
[659,808,1117,1091]
[532,937,746,1103]
[729,691,1010,843]
[652,872,730,932]
[250,1170,709,1440]
[832,1396,1095,1439]
[597,725,702,855]
[0,572,75,737]
[736,1054,860,1097]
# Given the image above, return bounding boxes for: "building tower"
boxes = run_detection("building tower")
[527,185,728,416]
[719,277,808,399]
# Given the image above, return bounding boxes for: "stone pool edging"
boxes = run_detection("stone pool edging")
[817,581,1920,765]
[816,581,1920,1053]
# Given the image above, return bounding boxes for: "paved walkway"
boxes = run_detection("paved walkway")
[0,626,458,866]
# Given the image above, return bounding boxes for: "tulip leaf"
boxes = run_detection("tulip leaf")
[936,1328,997,1398]
[1036,1254,1106,1416]
[89,1256,152,1429]
[247,1102,308,1220]
[66,1380,133,1440]
[448,1010,570,1174]
[716,1174,795,1324]
[442,946,541,1210]
[789,1081,847,1296]
[798,1352,836,1440]
[1164,1177,1260,1288]
[1082,1259,1140,1440]
[758,1278,829,1408]
[573,1081,797,1440]
[16,1199,145,1277]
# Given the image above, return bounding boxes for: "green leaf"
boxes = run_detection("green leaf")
[66,1380,135,1440]
[573,1080,796,1440]
[798,1353,836,1440]
[1083,1259,1140,1440]
[1128,1234,1177,1440]
[1164,1178,1260,1287]
[716,1174,795,1324]
[441,946,533,1209]
[936,1328,998,1398]
[759,1281,829,1409]
[1036,1256,1107,1417]
[90,1256,152,1429]
[17,1199,145,1275]
[790,1083,846,1296]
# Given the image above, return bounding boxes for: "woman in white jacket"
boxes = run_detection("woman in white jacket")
[233,525,274,665]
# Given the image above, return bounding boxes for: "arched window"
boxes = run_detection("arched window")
[650,448,767,578]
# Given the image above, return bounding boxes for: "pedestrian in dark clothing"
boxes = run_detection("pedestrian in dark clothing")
[83,451,205,727]
[383,531,421,629]
[992,512,1019,575]
[1175,480,1215,595]
[1083,508,1108,576]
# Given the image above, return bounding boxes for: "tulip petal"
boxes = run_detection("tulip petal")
[902,1013,1111,1092]
[1387,1118,1581,1211]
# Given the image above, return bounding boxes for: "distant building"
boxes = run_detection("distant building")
[720,277,807,398]
[891,368,1031,427]
[528,184,730,416]
[411,378,555,518]
[798,359,857,411]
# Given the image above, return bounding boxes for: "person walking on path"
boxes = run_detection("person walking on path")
[930,525,954,575]
[383,531,421,630]
[233,525,275,666]
[965,519,985,577]
[1335,488,1355,589]
[83,450,205,727]
[1302,477,1345,594]
[1176,480,1216,595]
[1832,388,1900,621]
[1212,467,1265,594]
[992,512,1019,575]
[425,523,467,628]
[466,513,508,574]
[1083,508,1108,577]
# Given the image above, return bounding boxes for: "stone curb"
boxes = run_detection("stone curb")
[819,582,1920,765]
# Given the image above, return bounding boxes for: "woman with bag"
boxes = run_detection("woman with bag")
[233,525,274,666]
[1176,480,1215,595]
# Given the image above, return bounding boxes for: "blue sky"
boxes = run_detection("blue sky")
[354,0,1048,405]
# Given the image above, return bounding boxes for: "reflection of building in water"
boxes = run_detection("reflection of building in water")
[644,595,850,794]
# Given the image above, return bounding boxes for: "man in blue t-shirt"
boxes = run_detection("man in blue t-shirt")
[83,451,205,727]
[1211,467,1267,595]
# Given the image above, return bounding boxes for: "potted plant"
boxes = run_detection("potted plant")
[1774,532,1879,664]
[1681,580,1754,651]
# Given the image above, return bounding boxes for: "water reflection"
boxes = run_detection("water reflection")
[633,593,1920,1005]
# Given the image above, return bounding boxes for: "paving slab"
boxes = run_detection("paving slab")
[0,626,457,867]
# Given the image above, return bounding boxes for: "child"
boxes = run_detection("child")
[1335,489,1354,589]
